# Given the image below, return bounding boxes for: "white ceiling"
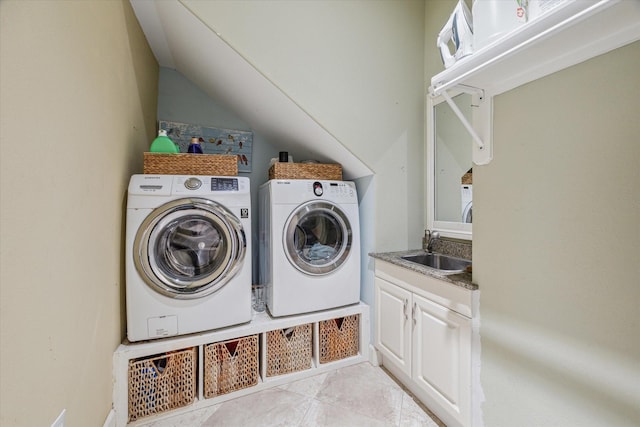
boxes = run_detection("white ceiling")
[129,0,373,180]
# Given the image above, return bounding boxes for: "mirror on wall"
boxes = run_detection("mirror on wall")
[426,91,473,240]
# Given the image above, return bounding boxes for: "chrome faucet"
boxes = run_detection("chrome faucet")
[422,230,440,253]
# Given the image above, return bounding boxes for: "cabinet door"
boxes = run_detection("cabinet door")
[375,276,412,377]
[412,294,471,427]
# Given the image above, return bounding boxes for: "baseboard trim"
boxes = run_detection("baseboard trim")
[103,408,115,427]
[368,344,381,366]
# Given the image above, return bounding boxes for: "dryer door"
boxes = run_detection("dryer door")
[463,202,472,223]
[284,201,352,275]
[134,198,246,299]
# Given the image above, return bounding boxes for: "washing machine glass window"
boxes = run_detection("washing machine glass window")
[284,201,352,275]
[134,198,246,299]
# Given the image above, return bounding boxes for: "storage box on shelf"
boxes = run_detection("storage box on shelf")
[319,314,359,364]
[143,153,238,176]
[113,303,369,427]
[127,348,197,422]
[203,335,259,399]
[265,324,313,377]
[268,162,342,180]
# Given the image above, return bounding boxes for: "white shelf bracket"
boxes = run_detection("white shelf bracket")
[441,89,484,150]
[471,90,493,166]
[429,84,493,166]
[436,85,493,166]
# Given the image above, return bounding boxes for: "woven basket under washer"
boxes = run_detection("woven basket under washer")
[143,153,238,176]
[204,335,259,398]
[266,324,312,377]
[268,162,342,180]
[127,347,197,422]
[319,314,359,364]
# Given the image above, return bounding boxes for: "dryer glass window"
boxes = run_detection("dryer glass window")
[294,212,342,263]
[285,202,352,275]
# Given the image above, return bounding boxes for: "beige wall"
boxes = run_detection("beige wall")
[182,0,426,251]
[0,1,158,426]
[474,41,640,426]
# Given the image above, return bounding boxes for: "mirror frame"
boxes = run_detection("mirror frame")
[426,88,472,240]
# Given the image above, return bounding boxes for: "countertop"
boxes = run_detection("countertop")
[369,249,478,291]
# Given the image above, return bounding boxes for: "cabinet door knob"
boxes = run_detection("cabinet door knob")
[403,299,408,320]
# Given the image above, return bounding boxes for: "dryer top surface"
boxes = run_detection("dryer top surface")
[263,179,358,205]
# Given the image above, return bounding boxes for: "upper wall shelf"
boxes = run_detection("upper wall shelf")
[430,0,640,97]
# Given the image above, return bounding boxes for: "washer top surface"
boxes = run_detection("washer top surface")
[128,175,250,207]
[264,179,357,204]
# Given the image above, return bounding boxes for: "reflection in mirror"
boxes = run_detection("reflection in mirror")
[427,92,473,240]
[435,94,473,223]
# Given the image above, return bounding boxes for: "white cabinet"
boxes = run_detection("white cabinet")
[374,260,476,427]
[375,277,412,377]
[412,293,471,426]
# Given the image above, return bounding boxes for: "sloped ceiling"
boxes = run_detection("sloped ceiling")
[129,0,372,180]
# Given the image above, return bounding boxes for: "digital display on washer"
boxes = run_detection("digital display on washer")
[211,177,238,191]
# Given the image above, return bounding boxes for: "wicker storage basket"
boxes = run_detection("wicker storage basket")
[143,153,238,176]
[461,172,473,185]
[319,314,360,364]
[204,335,259,399]
[266,324,312,377]
[127,347,197,422]
[268,162,342,180]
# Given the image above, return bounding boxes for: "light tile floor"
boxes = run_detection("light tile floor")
[136,362,445,427]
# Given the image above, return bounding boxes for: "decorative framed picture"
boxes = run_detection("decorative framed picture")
[159,120,253,172]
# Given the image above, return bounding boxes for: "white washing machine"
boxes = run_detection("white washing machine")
[259,179,361,317]
[126,174,251,342]
[461,184,472,223]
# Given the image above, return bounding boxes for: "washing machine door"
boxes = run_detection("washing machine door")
[133,198,246,299]
[284,201,352,275]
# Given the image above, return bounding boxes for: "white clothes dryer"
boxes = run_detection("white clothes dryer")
[461,184,472,223]
[259,179,361,317]
[126,174,251,342]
